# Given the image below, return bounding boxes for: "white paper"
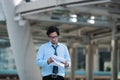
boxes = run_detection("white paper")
[50,55,66,67]
[52,55,66,62]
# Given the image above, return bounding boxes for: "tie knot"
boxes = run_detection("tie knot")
[52,45,57,50]
[52,45,58,56]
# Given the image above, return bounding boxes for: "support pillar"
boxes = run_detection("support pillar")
[93,45,99,71]
[1,0,41,80]
[85,37,94,80]
[70,47,76,80]
[111,25,118,80]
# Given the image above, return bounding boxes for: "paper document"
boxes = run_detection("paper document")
[50,55,66,67]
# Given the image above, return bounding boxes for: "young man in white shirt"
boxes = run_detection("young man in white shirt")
[36,26,71,80]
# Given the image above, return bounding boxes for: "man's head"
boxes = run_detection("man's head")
[46,26,60,44]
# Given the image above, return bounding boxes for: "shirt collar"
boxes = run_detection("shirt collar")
[49,41,60,47]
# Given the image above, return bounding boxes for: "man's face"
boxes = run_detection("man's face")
[48,32,58,44]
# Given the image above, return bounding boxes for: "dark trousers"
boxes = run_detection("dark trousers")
[43,75,65,80]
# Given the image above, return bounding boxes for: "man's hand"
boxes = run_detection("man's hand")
[61,61,69,67]
[47,57,53,64]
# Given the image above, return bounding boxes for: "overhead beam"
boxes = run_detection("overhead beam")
[16,0,84,14]
[67,5,120,18]
[91,31,120,41]
[24,14,112,28]
[111,0,120,3]
[16,0,111,16]
[67,0,111,7]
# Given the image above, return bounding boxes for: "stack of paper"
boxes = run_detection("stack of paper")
[50,55,66,67]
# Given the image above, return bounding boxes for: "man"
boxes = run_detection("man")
[36,26,71,80]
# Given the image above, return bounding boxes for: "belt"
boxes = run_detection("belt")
[51,74,58,78]
[44,74,63,78]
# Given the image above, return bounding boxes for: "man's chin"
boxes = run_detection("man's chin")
[52,42,57,44]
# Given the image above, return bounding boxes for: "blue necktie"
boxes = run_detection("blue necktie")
[52,45,58,74]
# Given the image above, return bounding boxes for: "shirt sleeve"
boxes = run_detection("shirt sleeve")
[36,45,48,67]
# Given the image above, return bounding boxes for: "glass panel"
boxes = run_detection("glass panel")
[76,47,85,70]
[0,40,16,70]
[98,48,111,72]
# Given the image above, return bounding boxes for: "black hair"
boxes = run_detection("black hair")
[46,26,60,36]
